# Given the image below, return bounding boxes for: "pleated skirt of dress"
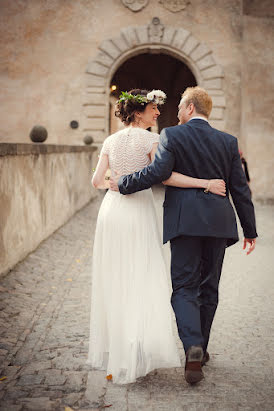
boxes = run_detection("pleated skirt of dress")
[87,188,180,384]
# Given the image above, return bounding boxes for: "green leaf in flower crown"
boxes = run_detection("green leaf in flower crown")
[118,91,148,105]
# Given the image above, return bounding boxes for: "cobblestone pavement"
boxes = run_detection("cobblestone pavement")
[0,190,274,411]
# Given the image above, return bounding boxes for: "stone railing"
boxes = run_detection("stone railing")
[0,143,98,277]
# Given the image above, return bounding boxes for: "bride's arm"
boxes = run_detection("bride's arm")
[163,172,224,195]
[92,153,110,189]
[149,143,226,196]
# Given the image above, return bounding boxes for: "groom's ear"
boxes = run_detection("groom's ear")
[188,103,195,115]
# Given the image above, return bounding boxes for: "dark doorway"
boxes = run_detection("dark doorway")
[110,53,197,132]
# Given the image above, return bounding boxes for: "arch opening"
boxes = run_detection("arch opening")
[84,21,226,142]
[109,52,197,134]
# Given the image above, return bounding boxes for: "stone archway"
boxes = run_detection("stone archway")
[83,18,226,143]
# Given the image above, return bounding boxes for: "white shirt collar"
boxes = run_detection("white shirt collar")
[188,116,208,122]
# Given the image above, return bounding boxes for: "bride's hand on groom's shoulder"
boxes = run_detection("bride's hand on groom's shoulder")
[209,179,226,196]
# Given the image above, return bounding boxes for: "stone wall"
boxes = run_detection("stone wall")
[241,6,274,200]
[0,143,97,276]
[0,0,243,144]
[0,0,273,199]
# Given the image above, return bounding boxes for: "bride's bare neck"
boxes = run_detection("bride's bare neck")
[128,123,147,130]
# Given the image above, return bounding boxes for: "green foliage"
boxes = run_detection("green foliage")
[118,91,147,105]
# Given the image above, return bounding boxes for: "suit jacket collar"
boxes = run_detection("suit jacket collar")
[186,118,211,127]
[188,116,208,122]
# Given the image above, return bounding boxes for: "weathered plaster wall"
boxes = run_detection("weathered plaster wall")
[0,144,97,276]
[0,0,273,198]
[241,12,274,200]
[0,0,242,144]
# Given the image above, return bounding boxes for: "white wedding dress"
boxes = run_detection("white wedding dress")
[87,127,180,384]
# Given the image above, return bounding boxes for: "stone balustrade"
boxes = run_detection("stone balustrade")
[0,143,98,276]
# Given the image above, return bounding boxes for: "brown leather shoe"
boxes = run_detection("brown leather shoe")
[185,346,204,384]
[201,351,210,366]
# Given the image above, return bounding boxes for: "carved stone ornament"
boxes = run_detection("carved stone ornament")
[148,17,164,42]
[159,0,190,13]
[121,0,149,12]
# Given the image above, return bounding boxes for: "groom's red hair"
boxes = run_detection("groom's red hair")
[181,87,212,118]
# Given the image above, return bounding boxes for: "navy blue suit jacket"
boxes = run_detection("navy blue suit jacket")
[118,119,257,246]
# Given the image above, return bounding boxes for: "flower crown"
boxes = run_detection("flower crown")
[117,89,167,106]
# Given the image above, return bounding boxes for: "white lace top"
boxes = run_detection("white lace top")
[101,127,159,175]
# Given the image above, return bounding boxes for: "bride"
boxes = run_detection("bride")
[87,89,226,384]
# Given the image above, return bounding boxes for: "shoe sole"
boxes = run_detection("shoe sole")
[185,371,204,384]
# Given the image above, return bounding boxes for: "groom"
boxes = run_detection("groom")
[110,86,257,384]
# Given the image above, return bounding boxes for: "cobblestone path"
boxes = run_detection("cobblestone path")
[0,191,274,411]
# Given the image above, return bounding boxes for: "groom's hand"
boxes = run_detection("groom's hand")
[109,171,122,192]
[243,238,256,255]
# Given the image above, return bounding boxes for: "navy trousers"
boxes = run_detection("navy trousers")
[170,235,226,353]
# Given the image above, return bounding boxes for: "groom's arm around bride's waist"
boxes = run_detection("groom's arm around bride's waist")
[118,129,175,195]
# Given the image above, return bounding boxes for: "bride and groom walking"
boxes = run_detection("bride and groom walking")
[88,86,257,385]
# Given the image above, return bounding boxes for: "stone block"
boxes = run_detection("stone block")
[112,35,129,53]
[208,89,225,96]
[5,388,29,400]
[209,119,226,131]
[86,86,105,94]
[162,26,177,45]
[121,26,139,48]
[31,389,63,399]
[63,392,82,407]
[99,40,121,59]
[190,43,211,61]
[2,365,19,378]
[201,65,224,79]
[0,342,13,351]
[172,27,190,49]
[136,25,149,44]
[64,371,87,393]
[17,374,44,386]
[197,54,215,71]
[212,95,226,107]
[84,370,106,404]
[83,93,105,105]
[86,75,105,88]
[84,118,106,130]
[19,397,56,411]
[0,402,22,411]
[181,35,199,56]
[210,107,225,120]
[0,348,8,356]
[104,383,127,411]
[0,143,17,156]
[84,105,106,118]
[42,369,67,386]
[23,360,52,374]
[94,51,113,68]
[86,61,108,76]
[202,78,223,90]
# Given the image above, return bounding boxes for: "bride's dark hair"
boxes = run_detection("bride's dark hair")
[115,88,150,126]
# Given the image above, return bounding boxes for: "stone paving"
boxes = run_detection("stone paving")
[0,190,274,411]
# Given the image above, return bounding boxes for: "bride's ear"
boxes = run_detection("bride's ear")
[135,112,141,121]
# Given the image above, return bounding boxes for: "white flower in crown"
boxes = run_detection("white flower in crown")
[146,89,167,105]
